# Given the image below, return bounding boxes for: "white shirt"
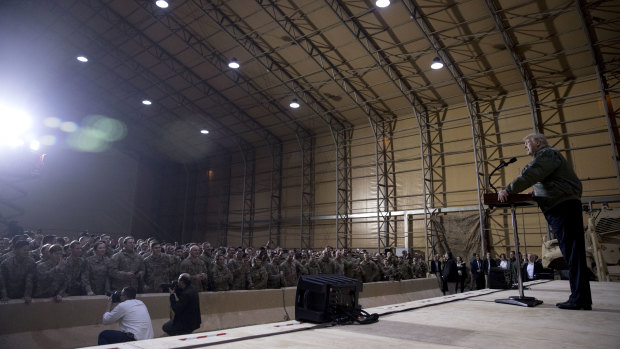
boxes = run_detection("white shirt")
[102,299,154,340]
[499,260,508,270]
[527,263,535,279]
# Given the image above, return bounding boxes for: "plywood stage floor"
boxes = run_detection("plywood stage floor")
[82,280,620,349]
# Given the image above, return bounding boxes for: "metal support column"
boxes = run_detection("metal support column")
[269,141,283,248]
[323,0,436,252]
[216,155,232,247]
[239,143,256,248]
[415,109,433,260]
[331,126,353,249]
[298,134,314,249]
[405,0,489,257]
[370,118,398,251]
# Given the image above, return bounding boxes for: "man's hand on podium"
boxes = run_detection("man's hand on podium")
[498,189,509,203]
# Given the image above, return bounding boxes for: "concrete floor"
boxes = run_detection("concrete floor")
[82,280,620,349]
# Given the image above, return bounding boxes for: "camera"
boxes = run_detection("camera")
[159,280,179,293]
[105,290,122,303]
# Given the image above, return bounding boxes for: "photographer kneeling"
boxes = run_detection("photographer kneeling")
[98,287,154,345]
[163,273,202,336]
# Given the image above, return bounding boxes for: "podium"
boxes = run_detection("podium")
[484,193,543,307]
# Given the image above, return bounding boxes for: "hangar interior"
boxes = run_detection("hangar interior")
[1,0,619,264]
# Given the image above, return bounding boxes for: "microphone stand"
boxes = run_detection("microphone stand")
[488,158,517,193]
[488,161,507,193]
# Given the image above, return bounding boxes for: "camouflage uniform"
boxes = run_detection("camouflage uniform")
[169,254,183,281]
[212,263,232,291]
[383,263,397,281]
[109,250,145,291]
[0,251,14,264]
[144,254,174,293]
[306,259,321,275]
[332,257,345,275]
[398,261,413,280]
[180,256,208,292]
[234,260,252,290]
[0,255,36,299]
[227,258,243,289]
[200,253,214,290]
[265,260,282,289]
[104,245,115,258]
[249,263,268,289]
[86,255,110,295]
[318,257,336,274]
[343,256,361,279]
[280,260,303,287]
[359,259,379,283]
[34,260,67,298]
[373,259,385,282]
[65,256,90,296]
[413,260,428,278]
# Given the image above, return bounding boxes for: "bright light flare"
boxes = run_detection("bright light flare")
[376,0,390,8]
[40,135,57,146]
[155,0,169,9]
[431,57,444,70]
[228,58,240,69]
[29,140,40,151]
[67,115,127,152]
[0,104,33,148]
[60,121,78,133]
[43,117,62,128]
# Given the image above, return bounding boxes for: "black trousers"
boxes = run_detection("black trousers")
[163,320,194,336]
[457,275,465,292]
[474,275,485,290]
[544,199,592,306]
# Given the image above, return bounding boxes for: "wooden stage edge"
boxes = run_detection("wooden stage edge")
[76,280,620,349]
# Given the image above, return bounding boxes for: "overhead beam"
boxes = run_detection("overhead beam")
[576,0,620,190]
[485,0,543,133]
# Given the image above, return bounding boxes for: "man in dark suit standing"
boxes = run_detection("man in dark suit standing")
[163,273,202,336]
[522,254,544,281]
[483,252,497,288]
[470,254,485,290]
[469,253,477,290]
[441,252,457,295]
[430,254,443,293]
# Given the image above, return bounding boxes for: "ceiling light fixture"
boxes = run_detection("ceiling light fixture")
[228,58,240,69]
[76,56,88,63]
[142,100,152,105]
[289,99,300,109]
[376,0,390,8]
[155,0,169,9]
[200,129,209,134]
[431,57,444,70]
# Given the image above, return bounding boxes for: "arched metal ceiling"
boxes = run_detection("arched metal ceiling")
[2,0,618,162]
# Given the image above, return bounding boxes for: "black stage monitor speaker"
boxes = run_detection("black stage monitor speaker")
[488,267,511,289]
[295,274,363,323]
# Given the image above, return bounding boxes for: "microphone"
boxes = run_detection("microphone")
[489,157,518,193]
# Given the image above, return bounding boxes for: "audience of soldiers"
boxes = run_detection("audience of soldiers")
[0,231,430,303]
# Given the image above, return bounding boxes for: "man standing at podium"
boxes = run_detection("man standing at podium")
[498,133,592,310]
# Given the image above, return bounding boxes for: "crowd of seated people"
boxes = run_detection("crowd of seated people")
[0,231,430,303]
